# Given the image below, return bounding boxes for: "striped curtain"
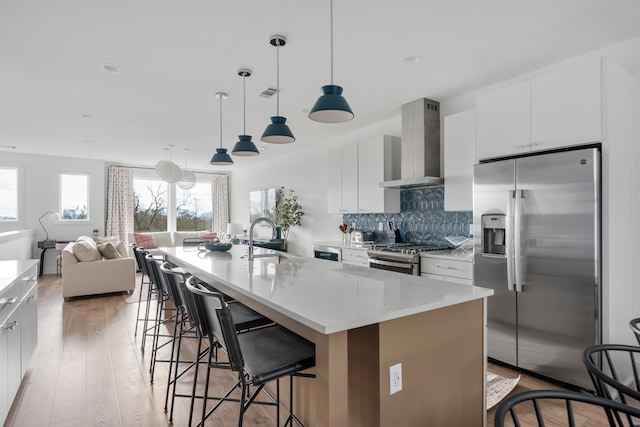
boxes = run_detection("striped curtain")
[106,166,134,245]
[211,174,229,236]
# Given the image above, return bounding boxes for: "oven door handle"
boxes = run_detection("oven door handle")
[368,258,414,270]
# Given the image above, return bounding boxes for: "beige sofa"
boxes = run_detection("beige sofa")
[62,240,136,300]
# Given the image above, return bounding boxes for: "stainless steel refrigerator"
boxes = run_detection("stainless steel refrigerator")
[473,146,600,389]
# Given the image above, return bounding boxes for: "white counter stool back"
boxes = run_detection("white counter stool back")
[186,278,315,427]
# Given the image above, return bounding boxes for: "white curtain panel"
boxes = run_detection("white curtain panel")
[106,166,134,245]
[212,174,229,236]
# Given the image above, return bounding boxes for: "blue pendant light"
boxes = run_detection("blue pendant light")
[261,35,295,143]
[309,0,354,123]
[232,69,260,157]
[210,92,234,166]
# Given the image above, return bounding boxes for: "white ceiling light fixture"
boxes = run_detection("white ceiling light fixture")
[155,145,182,183]
[177,148,196,190]
[101,63,121,73]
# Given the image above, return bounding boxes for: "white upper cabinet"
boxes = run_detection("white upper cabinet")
[477,80,531,160]
[327,135,400,214]
[444,109,475,211]
[327,143,358,214]
[531,56,601,147]
[477,57,602,160]
[357,135,400,213]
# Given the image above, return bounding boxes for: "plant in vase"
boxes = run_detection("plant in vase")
[267,187,304,247]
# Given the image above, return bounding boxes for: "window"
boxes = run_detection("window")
[134,177,168,232]
[176,181,213,231]
[59,173,89,220]
[0,167,18,221]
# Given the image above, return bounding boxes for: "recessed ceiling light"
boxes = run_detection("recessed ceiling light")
[84,140,93,144]
[403,55,423,65]
[101,63,121,73]
[82,113,95,119]
[0,145,17,149]
[301,108,310,114]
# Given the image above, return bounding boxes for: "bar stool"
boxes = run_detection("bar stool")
[630,317,640,345]
[186,278,315,427]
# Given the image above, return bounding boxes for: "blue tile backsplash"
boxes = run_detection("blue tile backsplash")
[343,187,472,246]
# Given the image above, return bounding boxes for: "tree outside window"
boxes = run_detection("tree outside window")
[134,178,168,232]
[60,173,89,220]
[176,182,213,231]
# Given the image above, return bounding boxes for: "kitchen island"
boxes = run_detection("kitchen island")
[160,245,493,427]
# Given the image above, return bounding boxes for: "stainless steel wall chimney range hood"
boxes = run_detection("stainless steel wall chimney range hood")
[380,98,443,189]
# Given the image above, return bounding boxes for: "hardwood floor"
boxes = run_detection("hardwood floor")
[6,274,276,427]
[6,275,611,426]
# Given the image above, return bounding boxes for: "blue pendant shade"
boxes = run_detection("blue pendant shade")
[308,85,354,123]
[232,135,260,156]
[210,148,234,165]
[261,35,295,143]
[261,116,295,143]
[210,91,234,166]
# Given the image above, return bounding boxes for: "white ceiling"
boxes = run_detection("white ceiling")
[2,0,640,170]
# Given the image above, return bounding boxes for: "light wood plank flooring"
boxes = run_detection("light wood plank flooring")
[6,274,611,426]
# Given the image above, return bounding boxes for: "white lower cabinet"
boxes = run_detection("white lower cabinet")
[0,260,38,424]
[420,255,473,285]
[341,247,369,267]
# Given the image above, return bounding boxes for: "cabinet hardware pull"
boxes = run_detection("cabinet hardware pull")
[0,297,18,305]
[5,321,18,330]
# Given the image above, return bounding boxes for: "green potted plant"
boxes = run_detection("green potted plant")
[267,187,304,242]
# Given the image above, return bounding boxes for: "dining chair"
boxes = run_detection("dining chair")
[494,389,640,427]
[630,318,640,345]
[583,344,640,410]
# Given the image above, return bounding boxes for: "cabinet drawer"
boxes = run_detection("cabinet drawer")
[0,282,20,323]
[19,269,37,298]
[420,258,472,279]
[341,248,369,267]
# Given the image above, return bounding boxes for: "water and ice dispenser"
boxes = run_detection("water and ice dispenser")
[481,214,506,256]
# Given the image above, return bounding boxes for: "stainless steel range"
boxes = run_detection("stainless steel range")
[367,243,450,276]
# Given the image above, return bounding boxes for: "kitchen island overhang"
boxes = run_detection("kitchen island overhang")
[160,245,493,427]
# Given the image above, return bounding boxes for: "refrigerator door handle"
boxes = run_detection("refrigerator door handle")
[506,190,515,292]
[514,189,524,292]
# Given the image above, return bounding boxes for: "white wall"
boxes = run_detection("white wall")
[0,230,35,260]
[229,116,401,257]
[0,152,106,273]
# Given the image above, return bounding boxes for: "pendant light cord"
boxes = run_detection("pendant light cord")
[243,74,246,134]
[330,0,334,85]
[219,96,223,148]
[276,40,280,116]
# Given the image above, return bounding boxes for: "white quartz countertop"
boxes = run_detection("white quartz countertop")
[161,245,492,335]
[420,249,474,262]
[0,259,38,293]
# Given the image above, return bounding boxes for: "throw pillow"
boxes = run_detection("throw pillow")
[72,240,102,262]
[197,231,217,241]
[134,233,159,249]
[77,235,98,247]
[97,242,122,259]
[115,240,128,258]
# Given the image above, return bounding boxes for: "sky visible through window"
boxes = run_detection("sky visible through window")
[0,167,18,220]
[60,173,89,220]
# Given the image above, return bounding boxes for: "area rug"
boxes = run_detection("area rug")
[487,371,520,410]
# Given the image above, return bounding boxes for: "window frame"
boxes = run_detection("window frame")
[59,171,90,222]
[132,168,221,233]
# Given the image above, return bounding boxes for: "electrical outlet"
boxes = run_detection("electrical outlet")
[389,363,402,395]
